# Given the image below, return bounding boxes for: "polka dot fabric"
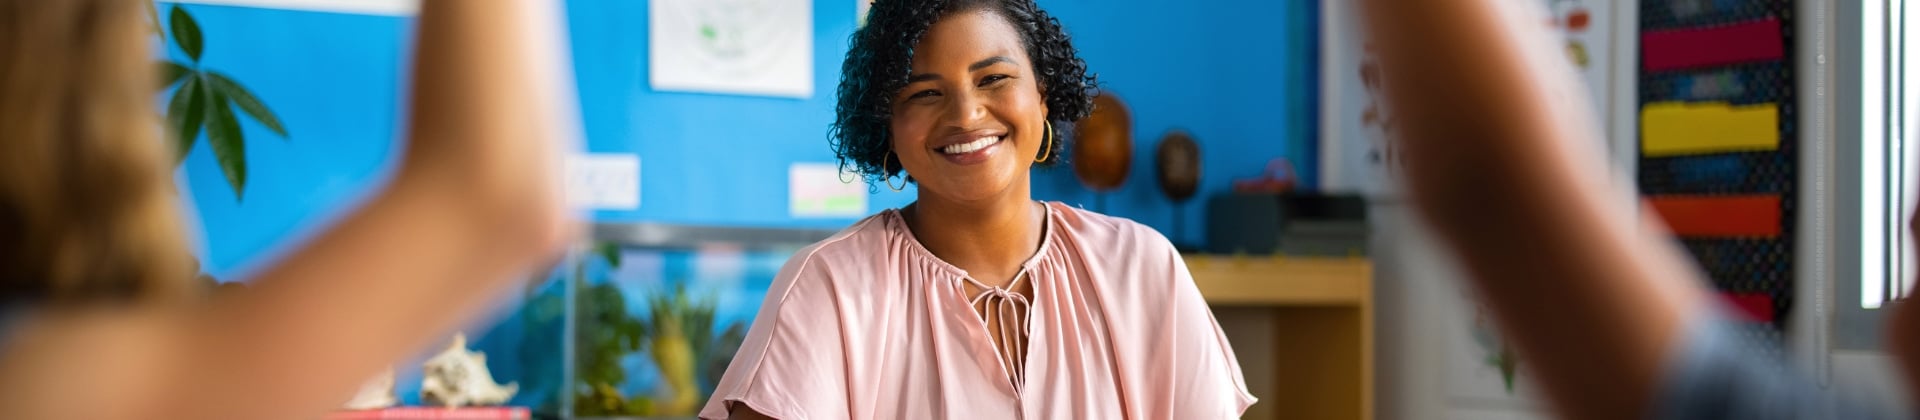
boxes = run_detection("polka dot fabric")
[1639,0,1797,347]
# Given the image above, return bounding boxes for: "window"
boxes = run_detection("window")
[1860,0,1920,309]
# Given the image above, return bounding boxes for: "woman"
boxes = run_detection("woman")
[700,1,1255,419]
[0,1,574,419]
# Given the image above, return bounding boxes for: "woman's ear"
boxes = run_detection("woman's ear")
[1037,83,1051,120]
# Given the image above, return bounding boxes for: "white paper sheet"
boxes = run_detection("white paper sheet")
[789,162,868,218]
[650,0,813,98]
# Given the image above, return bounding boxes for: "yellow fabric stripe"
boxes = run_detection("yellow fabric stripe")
[1640,101,1779,157]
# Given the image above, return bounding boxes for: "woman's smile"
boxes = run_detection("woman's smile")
[930,130,1009,165]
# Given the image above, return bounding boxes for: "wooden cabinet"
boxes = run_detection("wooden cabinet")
[1189,255,1373,420]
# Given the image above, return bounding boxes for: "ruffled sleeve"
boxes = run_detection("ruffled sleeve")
[1158,232,1259,418]
[698,248,850,420]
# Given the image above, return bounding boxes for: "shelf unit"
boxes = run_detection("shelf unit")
[1189,254,1373,420]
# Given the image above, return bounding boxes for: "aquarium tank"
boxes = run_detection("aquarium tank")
[548,224,831,419]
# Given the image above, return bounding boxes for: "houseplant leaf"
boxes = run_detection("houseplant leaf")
[166,74,206,164]
[159,61,190,89]
[206,71,287,137]
[594,242,622,268]
[204,86,247,199]
[168,6,202,61]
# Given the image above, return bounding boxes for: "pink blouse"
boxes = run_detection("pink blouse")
[698,202,1256,419]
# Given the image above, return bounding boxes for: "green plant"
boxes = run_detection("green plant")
[516,243,639,416]
[573,280,647,416]
[1470,306,1522,393]
[552,243,652,417]
[640,283,712,415]
[553,244,751,417]
[153,4,289,200]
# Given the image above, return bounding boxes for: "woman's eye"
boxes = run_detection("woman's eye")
[979,74,1010,86]
[908,89,940,100]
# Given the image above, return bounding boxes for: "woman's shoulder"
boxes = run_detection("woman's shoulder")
[772,211,901,280]
[1046,202,1177,256]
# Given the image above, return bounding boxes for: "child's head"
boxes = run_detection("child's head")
[0,0,193,305]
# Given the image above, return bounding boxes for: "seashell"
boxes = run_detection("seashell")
[341,367,397,410]
[419,333,518,407]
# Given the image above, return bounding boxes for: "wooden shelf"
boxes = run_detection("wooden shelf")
[1185,254,1373,306]
[1186,254,1375,420]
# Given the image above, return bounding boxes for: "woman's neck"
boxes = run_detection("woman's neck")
[902,190,1045,286]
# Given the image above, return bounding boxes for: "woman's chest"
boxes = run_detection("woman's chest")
[831,271,1141,419]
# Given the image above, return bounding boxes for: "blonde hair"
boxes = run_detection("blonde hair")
[0,0,193,304]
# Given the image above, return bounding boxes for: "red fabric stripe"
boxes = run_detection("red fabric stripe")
[1719,292,1776,323]
[1642,18,1785,71]
[1646,194,1782,237]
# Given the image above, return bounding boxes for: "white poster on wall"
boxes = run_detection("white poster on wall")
[789,163,868,218]
[1442,288,1550,407]
[1321,0,1631,410]
[1549,0,1612,116]
[1317,0,1391,197]
[567,153,641,210]
[1351,0,1618,408]
[1318,0,1617,198]
[650,0,813,98]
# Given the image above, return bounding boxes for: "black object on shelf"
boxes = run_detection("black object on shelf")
[1204,193,1368,255]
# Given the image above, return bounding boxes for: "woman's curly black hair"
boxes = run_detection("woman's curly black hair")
[832,0,1097,186]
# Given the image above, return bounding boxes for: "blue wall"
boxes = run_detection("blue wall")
[568,0,1320,245]
[164,0,1319,411]
[567,0,916,230]
[1035,0,1321,245]
[178,0,1320,278]
[165,5,408,281]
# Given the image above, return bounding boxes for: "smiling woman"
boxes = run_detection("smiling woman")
[698,1,1255,419]
[829,0,1092,190]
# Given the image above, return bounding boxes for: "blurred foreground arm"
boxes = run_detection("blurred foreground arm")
[0,1,577,419]
[1355,2,1708,419]
[1891,227,1920,403]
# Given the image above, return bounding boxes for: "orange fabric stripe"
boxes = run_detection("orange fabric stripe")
[1646,195,1781,238]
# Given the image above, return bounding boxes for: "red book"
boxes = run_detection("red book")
[326,407,531,420]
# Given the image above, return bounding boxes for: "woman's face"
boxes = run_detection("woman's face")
[890,9,1048,203]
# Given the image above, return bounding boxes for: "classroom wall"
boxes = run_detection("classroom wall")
[178,0,1322,279]
[568,0,1321,247]
[166,4,409,282]
[1035,0,1320,246]
[564,0,908,231]
[164,0,1318,409]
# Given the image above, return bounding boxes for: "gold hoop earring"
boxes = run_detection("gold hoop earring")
[883,153,907,192]
[1035,120,1054,163]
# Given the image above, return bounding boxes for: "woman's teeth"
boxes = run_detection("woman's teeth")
[940,136,1001,154]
